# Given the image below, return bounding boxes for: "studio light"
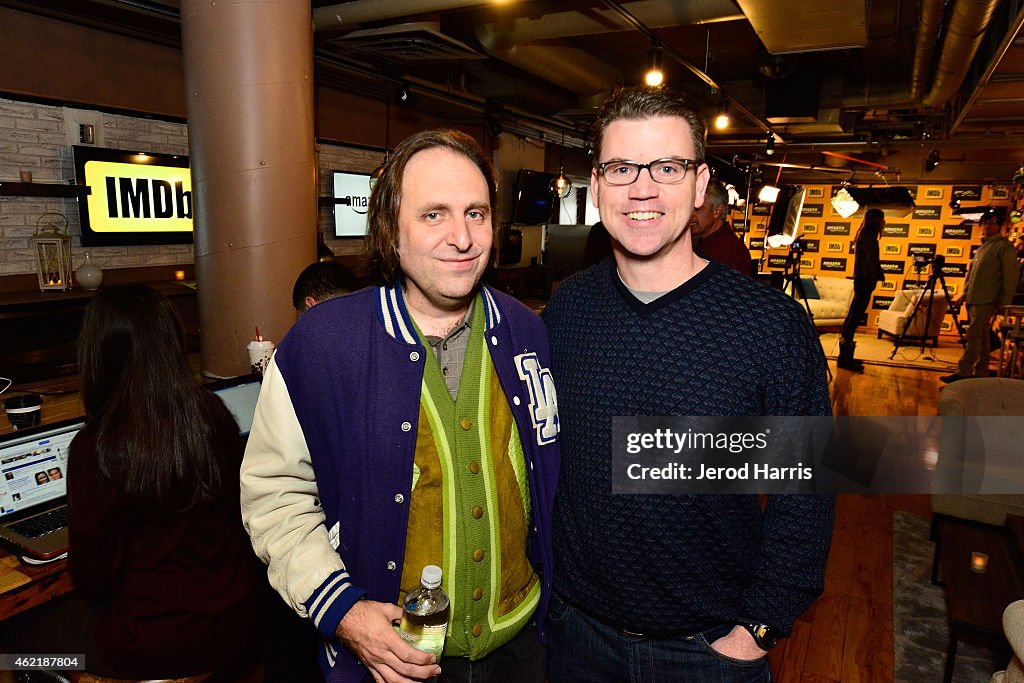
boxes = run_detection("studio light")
[714,100,730,130]
[758,184,781,203]
[645,43,664,87]
[765,132,775,156]
[831,186,859,219]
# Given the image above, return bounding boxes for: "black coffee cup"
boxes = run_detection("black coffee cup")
[4,394,42,431]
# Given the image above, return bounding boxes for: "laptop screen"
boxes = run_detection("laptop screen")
[208,375,261,437]
[0,419,83,520]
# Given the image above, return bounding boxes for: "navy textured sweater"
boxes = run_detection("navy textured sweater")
[542,258,834,637]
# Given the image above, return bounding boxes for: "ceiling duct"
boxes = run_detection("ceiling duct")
[329,22,485,63]
[313,0,487,29]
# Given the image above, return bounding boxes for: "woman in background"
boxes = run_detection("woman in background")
[67,284,264,677]
[839,208,886,372]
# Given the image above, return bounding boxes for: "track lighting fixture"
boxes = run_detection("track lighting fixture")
[924,149,940,172]
[765,132,775,156]
[645,42,664,87]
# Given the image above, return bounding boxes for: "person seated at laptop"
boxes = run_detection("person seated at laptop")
[291,260,363,314]
[0,285,265,678]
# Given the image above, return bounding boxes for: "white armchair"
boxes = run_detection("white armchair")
[789,275,855,328]
[877,287,949,346]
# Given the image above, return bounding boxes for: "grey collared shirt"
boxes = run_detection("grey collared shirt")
[423,300,474,400]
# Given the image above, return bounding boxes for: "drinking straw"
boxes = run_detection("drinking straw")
[255,325,262,343]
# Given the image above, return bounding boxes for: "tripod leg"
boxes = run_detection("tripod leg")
[890,284,931,359]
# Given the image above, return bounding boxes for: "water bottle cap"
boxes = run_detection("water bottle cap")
[421,564,442,589]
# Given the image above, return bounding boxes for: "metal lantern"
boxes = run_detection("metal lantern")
[32,213,72,292]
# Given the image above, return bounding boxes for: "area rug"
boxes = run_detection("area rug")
[892,511,1005,682]
[822,332,962,372]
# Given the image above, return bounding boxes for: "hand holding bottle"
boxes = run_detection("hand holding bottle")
[335,599,441,683]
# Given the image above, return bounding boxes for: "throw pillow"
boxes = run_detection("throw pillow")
[799,276,821,300]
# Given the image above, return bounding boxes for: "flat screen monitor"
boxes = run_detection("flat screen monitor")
[512,169,556,226]
[332,170,372,238]
[74,146,193,247]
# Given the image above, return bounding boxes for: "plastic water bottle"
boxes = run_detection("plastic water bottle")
[398,565,450,658]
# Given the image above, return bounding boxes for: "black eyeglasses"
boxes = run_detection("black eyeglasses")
[595,157,700,186]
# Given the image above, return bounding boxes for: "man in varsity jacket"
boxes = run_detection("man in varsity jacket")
[543,86,833,682]
[241,129,559,683]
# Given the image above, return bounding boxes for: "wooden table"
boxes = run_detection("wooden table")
[0,546,72,621]
[938,516,1024,683]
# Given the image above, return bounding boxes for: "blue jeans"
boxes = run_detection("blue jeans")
[546,593,772,683]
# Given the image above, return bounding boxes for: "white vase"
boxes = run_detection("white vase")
[76,252,103,290]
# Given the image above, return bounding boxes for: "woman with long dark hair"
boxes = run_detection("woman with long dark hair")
[64,285,264,677]
[839,208,886,371]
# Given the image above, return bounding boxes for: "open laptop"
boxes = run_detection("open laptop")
[0,418,84,560]
[207,374,262,438]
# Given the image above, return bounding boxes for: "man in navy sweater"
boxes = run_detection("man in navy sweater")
[543,86,834,682]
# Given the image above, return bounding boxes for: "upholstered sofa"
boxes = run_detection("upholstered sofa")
[877,286,950,346]
[788,275,855,328]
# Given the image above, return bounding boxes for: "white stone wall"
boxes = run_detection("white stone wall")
[1,96,381,276]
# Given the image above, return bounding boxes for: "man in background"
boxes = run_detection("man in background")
[543,86,833,682]
[690,179,753,276]
[291,260,362,314]
[942,210,1020,382]
[242,129,559,683]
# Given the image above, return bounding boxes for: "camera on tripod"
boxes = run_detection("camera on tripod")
[912,253,945,271]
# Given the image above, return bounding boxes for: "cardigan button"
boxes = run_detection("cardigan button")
[386,561,396,571]
[490,335,498,346]
[409,351,420,362]
[401,421,412,432]
[472,505,483,519]
[460,417,472,430]
[468,461,480,474]
[513,396,521,406]
[472,587,483,601]
[472,623,482,637]
[473,548,485,562]
[394,493,404,504]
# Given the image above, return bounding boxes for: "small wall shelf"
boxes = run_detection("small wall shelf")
[0,182,81,198]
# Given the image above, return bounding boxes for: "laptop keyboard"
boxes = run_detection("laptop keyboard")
[9,507,67,539]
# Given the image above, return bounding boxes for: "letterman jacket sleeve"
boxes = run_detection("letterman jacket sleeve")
[240,355,366,639]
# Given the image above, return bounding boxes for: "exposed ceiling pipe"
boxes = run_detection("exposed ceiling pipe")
[843,0,999,110]
[921,0,1001,107]
[909,0,944,103]
[951,1,1024,133]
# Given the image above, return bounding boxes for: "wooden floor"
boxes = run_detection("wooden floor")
[767,360,941,682]
[2,357,949,682]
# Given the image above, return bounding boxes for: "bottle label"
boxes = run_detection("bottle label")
[399,620,447,658]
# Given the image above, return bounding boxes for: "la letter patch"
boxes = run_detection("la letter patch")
[514,352,559,445]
